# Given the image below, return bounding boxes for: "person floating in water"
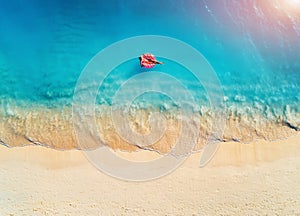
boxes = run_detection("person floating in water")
[139,53,164,68]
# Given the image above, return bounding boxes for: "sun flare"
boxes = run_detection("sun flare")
[287,0,300,4]
[285,0,300,9]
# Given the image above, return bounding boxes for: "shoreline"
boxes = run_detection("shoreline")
[1,133,299,168]
[0,105,299,152]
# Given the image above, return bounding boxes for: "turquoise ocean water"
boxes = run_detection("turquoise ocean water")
[0,0,299,147]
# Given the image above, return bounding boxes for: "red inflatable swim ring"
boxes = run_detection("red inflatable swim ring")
[139,53,163,68]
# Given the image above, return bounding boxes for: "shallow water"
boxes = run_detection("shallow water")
[0,0,299,150]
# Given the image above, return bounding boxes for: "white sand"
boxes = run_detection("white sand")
[1,134,300,215]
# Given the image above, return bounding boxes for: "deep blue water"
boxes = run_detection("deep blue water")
[0,0,299,121]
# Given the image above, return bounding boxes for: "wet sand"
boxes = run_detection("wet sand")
[1,105,298,152]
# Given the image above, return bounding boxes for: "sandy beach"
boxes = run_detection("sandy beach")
[1,133,299,215]
[1,0,300,215]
